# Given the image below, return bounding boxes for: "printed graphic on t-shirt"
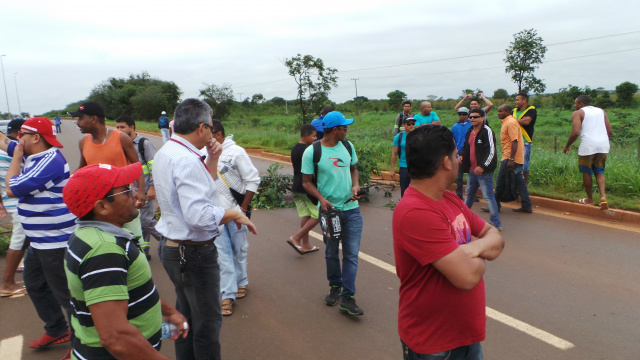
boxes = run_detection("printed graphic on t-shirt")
[452,213,472,244]
[329,157,348,168]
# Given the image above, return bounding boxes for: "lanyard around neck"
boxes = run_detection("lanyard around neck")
[170,138,210,172]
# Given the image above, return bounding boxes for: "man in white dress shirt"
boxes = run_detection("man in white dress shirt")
[153,98,257,360]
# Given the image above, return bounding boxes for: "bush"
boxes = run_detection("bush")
[0,226,12,256]
[252,163,294,209]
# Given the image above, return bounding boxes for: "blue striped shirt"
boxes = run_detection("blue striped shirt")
[0,149,18,213]
[8,142,77,249]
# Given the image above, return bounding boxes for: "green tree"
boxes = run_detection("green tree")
[596,91,614,109]
[270,97,286,106]
[251,93,264,105]
[615,81,638,108]
[493,88,509,100]
[88,72,181,120]
[199,83,235,119]
[284,54,338,122]
[553,85,583,110]
[504,28,547,94]
[387,90,407,112]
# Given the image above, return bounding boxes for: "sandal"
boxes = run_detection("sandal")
[599,198,609,210]
[221,298,234,316]
[578,198,595,205]
[236,286,248,299]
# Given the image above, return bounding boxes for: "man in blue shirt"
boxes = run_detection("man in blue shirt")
[451,107,472,199]
[390,117,416,197]
[0,117,76,356]
[413,102,441,127]
[310,105,334,140]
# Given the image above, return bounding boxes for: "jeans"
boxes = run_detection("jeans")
[56,124,62,133]
[24,246,72,337]
[324,207,363,299]
[214,221,249,300]
[161,241,222,360]
[399,167,411,198]
[455,168,465,199]
[465,172,501,228]
[495,159,532,209]
[523,142,532,171]
[401,341,483,360]
[161,128,171,143]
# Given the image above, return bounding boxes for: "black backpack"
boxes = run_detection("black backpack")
[308,140,353,205]
[138,137,148,165]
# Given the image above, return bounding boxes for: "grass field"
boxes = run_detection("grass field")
[110,107,640,212]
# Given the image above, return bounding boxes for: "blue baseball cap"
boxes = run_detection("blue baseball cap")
[322,111,354,129]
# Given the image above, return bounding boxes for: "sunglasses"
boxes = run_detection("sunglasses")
[468,115,483,119]
[336,126,349,131]
[202,123,214,131]
[458,113,468,116]
[18,131,37,137]
[104,186,132,199]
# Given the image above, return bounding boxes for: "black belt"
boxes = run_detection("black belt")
[165,238,215,247]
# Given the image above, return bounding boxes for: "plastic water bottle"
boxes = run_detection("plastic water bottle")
[161,323,178,339]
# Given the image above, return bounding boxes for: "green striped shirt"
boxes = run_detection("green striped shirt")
[65,221,162,360]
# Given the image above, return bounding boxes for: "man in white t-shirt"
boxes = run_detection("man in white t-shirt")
[564,95,613,210]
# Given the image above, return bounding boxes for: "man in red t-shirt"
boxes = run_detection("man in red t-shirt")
[392,125,504,359]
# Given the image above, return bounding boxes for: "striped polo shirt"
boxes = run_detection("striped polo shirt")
[65,221,162,360]
[0,149,18,213]
[7,142,77,249]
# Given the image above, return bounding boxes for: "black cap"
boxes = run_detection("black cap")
[7,119,26,133]
[68,101,105,118]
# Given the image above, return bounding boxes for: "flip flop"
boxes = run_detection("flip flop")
[286,239,305,255]
[578,198,595,205]
[0,287,27,297]
[301,246,320,255]
[599,199,609,210]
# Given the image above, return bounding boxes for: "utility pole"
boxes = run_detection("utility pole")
[0,55,10,118]
[13,72,22,116]
[351,78,360,115]
[238,93,243,102]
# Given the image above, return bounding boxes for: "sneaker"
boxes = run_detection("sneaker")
[339,296,364,316]
[29,330,71,348]
[497,227,503,231]
[61,349,72,360]
[324,286,341,306]
[512,207,533,213]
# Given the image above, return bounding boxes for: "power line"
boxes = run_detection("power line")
[232,31,640,90]
[345,47,640,82]
[340,30,640,73]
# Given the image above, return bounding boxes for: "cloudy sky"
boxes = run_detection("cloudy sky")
[2,0,639,115]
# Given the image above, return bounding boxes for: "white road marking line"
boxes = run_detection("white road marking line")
[309,230,576,350]
[0,335,23,359]
[485,308,575,350]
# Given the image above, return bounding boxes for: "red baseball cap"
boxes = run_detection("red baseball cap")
[21,117,63,148]
[63,163,142,218]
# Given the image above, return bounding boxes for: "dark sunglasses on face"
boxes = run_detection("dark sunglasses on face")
[458,113,468,116]
[337,126,349,130]
[104,185,132,199]
[469,115,483,119]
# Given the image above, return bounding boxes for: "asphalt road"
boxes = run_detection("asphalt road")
[1,120,639,359]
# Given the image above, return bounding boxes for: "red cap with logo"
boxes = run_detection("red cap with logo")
[63,163,142,218]
[21,117,63,148]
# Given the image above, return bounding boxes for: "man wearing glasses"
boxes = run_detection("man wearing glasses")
[301,111,365,316]
[0,117,77,358]
[459,109,501,230]
[153,98,257,360]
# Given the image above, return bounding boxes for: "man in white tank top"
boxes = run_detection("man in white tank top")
[563,95,612,210]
